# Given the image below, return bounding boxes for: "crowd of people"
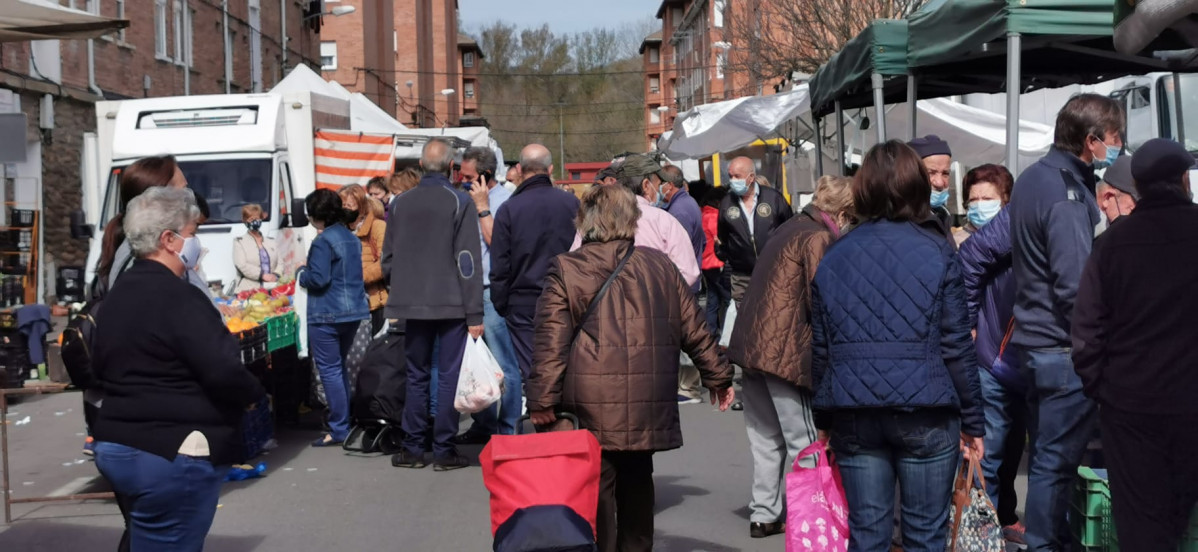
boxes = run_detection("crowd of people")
[79,89,1198,551]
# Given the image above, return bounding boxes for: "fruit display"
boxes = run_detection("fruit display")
[217,283,295,334]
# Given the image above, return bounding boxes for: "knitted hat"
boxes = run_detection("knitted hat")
[908,135,952,159]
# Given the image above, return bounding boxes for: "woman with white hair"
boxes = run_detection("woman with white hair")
[92,186,265,551]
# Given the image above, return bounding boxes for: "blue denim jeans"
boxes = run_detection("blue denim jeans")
[402,319,467,459]
[95,442,229,552]
[979,367,1028,523]
[309,321,360,441]
[828,409,960,552]
[703,268,731,336]
[1020,347,1097,552]
[467,288,522,436]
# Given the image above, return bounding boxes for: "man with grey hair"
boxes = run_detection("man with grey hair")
[453,146,520,441]
[491,143,580,386]
[383,138,484,471]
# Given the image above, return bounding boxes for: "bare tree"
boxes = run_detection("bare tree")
[723,0,926,82]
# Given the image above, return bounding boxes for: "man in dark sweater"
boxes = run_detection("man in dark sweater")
[1073,138,1198,551]
[383,138,484,471]
[908,135,955,233]
[1008,93,1123,552]
[490,143,580,381]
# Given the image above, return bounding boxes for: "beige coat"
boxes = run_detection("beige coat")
[232,233,279,293]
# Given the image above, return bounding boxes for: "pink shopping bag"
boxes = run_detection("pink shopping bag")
[786,440,850,552]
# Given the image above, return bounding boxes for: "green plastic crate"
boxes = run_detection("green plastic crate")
[1073,466,1119,552]
[265,312,298,352]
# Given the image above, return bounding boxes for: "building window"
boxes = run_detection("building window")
[464,52,475,68]
[173,1,184,62]
[116,0,126,41]
[155,0,169,59]
[716,52,726,79]
[571,171,581,180]
[672,7,683,27]
[714,0,726,28]
[185,7,194,67]
[464,81,475,98]
[394,30,398,53]
[650,108,661,124]
[249,0,263,93]
[649,47,659,63]
[320,42,338,71]
[649,77,660,94]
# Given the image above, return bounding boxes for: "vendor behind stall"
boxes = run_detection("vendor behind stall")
[232,204,280,293]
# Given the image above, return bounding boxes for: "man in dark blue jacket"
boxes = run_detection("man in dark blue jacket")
[1008,93,1123,552]
[383,138,484,471]
[490,143,580,381]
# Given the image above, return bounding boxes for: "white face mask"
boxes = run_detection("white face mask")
[173,232,202,270]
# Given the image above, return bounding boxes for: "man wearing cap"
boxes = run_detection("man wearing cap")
[572,154,700,289]
[909,135,954,230]
[491,144,581,389]
[1008,93,1123,551]
[1073,138,1198,551]
[595,167,619,187]
[717,156,794,305]
[1096,155,1138,229]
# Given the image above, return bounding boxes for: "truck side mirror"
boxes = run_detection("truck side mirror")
[289,198,309,228]
[69,210,94,239]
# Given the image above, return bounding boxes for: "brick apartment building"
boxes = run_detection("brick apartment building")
[0,0,320,301]
[643,0,782,150]
[321,0,484,128]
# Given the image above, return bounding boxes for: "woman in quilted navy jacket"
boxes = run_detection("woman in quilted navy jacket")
[810,140,985,552]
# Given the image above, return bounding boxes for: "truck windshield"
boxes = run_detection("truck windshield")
[1160,74,1198,152]
[179,159,273,224]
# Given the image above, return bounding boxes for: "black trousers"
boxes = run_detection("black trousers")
[597,451,655,552]
[997,400,1028,526]
[1102,405,1198,551]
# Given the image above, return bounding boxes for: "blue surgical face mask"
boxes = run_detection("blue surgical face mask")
[1093,142,1120,170]
[729,178,749,196]
[930,188,950,208]
[967,199,1002,228]
[655,184,667,208]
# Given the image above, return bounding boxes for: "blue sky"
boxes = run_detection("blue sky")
[459,0,658,35]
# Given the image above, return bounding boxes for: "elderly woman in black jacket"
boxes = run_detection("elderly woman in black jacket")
[92,186,265,551]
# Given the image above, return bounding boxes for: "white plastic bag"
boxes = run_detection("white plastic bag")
[719,302,738,348]
[454,337,505,414]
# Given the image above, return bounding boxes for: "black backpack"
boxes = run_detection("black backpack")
[61,256,132,389]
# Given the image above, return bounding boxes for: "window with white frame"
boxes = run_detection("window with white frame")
[672,7,683,27]
[85,0,99,14]
[249,0,263,93]
[155,0,168,58]
[716,51,726,79]
[320,42,338,71]
[173,1,184,62]
[649,76,660,93]
[650,108,662,124]
[465,81,475,98]
[464,52,475,68]
[714,0,726,28]
[649,47,659,63]
[185,7,194,66]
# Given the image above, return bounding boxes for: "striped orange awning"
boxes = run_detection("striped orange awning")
[314,131,395,190]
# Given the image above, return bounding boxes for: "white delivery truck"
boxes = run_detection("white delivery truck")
[71,90,361,355]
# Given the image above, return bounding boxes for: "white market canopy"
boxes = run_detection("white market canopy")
[659,83,1053,172]
[0,0,127,42]
[273,65,408,134]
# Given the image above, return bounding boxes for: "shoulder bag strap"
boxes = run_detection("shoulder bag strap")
[998,317,1016,357]
[572,244,636,343]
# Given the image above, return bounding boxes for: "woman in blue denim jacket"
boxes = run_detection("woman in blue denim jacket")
[810,141,985,552]
[298,189,370,447]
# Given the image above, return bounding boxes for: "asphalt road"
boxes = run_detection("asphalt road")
[1,390,781,551]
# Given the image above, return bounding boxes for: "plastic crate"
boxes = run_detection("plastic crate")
[266,312,298,352]
[238,326,268,365]
[1072,466,1119,552]
[9,209,34,228]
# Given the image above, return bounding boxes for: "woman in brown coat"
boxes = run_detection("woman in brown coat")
[726,175,856,539]
[338,184,389,333]
[528,185,736,552]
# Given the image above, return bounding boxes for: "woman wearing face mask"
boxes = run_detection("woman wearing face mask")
[954,164,1013,246]
[92,187,265,551]
[726,175,856,539]
[338,184,389,334]
[957,163,1029,547]
[232,204,280,294]
[298,189,370,447]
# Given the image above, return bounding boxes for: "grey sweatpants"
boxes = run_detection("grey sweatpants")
[742,369,817,524]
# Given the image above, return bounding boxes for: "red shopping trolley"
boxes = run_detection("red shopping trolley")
[480,413,601,552]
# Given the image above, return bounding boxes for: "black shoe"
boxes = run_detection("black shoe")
[451,430,491,445]
[433,452,470,471]
[731,401,744,411]
[391,450,427,469]
[750,521,785,539]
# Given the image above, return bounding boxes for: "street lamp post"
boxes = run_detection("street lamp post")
[557,102,567,181]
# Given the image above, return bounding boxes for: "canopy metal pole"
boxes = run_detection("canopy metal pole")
[835,101,847,176]
[814,115,825,176]
[907,74,918,141]
[1174,72,1187,146]
[1005,33,1022,174]
[872,72,887,143]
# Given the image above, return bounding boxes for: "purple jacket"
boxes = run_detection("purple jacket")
[957,207,1023,392]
